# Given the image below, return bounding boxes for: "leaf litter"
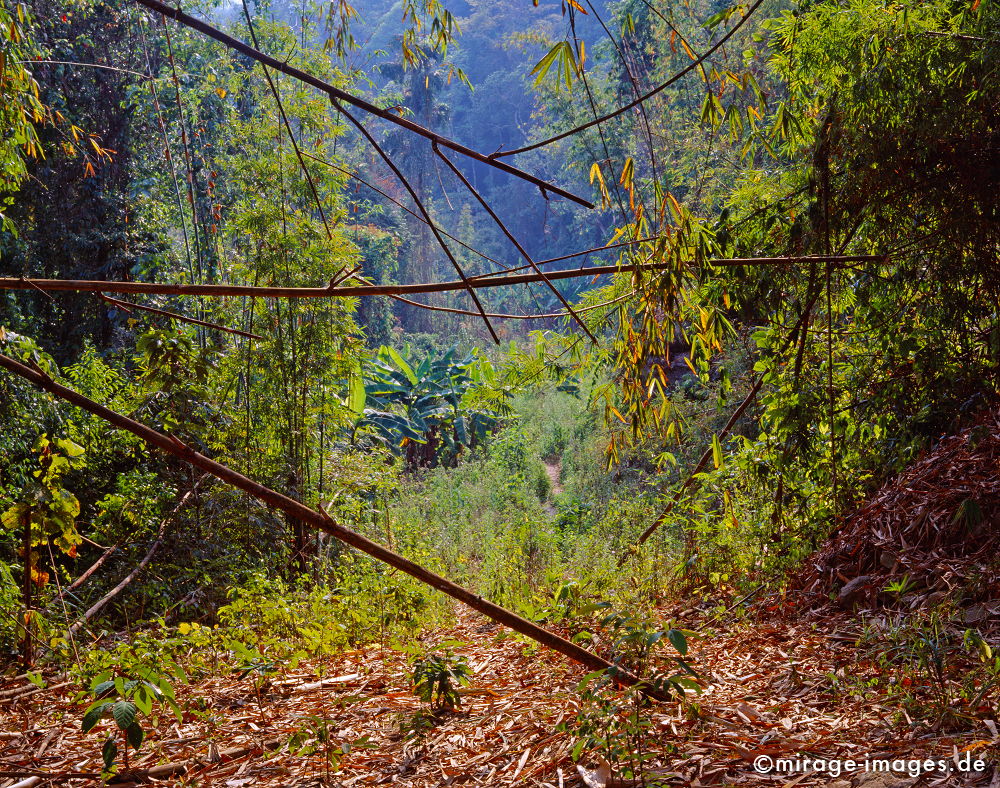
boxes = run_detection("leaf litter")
[2,602,999,787]
[793,408,1000,613]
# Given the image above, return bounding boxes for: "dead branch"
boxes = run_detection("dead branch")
[99,295,263,340]
[103,738,283,785]
[53,537,124,603]
[6,777,43,788]
[0,681,71,705]
[494,0,767,158]
[331,98,500,342]
[434,143,597,342]
[66,483,201,636]
[0,674,66,700]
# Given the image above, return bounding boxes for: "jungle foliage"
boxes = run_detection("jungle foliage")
[0,0,996,738]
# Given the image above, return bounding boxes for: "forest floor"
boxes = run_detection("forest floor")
[2,601,998,788]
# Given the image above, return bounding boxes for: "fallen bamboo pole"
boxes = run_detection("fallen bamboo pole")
[110,738,283,785]
[0,255,885,300]
[0,353,659,695]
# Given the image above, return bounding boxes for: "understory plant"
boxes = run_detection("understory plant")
[230,639,282,721]
[411,645,472,710]
[80,666,182,774]
[351,345,509,469]
[290,716,373,782]
[854,610,1000,727]
[563,613,699,784]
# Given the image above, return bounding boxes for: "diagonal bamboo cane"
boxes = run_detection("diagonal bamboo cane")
[0,352,664,697]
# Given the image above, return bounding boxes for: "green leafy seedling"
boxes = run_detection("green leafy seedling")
[411,649,471,711]
[81,668,181,775]
[230,640,279,720]
[290,715,373,782]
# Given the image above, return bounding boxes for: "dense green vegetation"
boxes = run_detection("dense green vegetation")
[1,0,998,777]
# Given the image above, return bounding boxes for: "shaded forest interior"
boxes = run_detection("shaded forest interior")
[1,0,999,784]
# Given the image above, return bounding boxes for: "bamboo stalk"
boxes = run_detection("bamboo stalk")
[495,0,767,158]
[331,98,499,342]
[621,374,766,562]
[0,255,885,300]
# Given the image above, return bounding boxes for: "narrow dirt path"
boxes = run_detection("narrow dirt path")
[543,458,563,497]
[543,458,563,517]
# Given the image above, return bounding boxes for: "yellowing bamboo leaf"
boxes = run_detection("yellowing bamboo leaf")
[619,156,634,186]
[712,434,723,469]
[667,192,683,220]
[530,41,579,91]
[589,162,610,207]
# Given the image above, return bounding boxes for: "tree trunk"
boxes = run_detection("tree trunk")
[20,506,32,669]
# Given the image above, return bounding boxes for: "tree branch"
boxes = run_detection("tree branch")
[495,0,767,158]
[66,482,202,636]
[434,143,597,342]
[331,98,500,342]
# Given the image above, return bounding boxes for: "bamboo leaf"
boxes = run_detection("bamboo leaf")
[711,434,723,469]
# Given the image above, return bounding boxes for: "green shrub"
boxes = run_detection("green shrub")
[0,560,20,656]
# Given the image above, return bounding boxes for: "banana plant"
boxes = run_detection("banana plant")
[347,346,509,468]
